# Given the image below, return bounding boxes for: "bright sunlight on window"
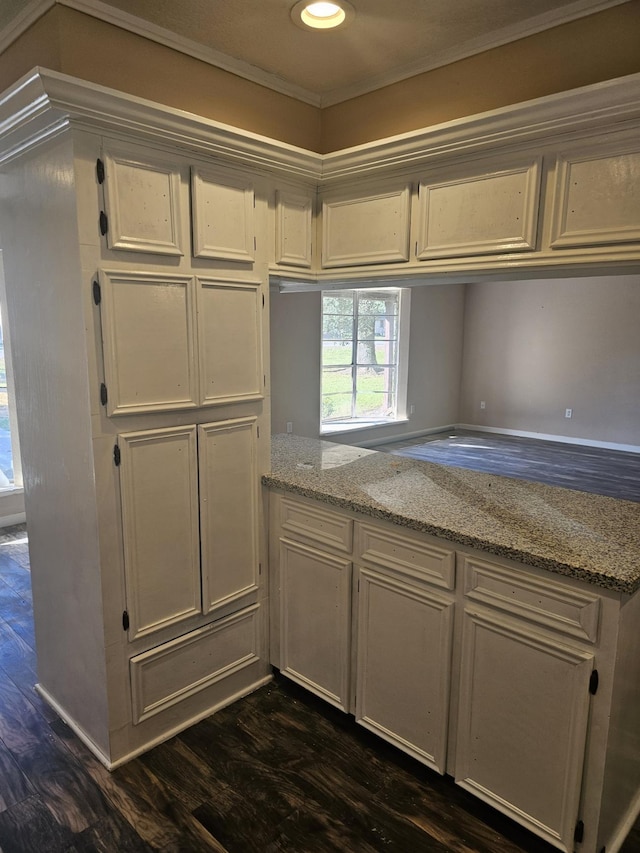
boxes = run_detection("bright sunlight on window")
[321,288,409,433]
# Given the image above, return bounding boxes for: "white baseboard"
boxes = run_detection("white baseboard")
[35,683,113,769]
[457,424,640,454]
[605,786,640,853]
[358,424,457,448]
[0,512,26,528]
[37,674,274,770]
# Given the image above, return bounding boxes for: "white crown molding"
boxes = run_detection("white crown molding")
[320,73,640,181]
[0,68,639,187]
[0,68,323,178]
[0,0,54,55]
[319,0,634,106]
[0,0,632,109]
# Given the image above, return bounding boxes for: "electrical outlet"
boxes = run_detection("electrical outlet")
[565,408,573,419]
[286,421,293,433]
[409,404,415,415]
[480,401,486,410]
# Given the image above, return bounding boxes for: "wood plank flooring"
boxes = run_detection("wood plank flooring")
[1,524,639,852]
[376,430,640,502]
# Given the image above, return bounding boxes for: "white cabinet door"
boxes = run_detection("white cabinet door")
[549,143,640,248]
[416,159,541,260]
[455,606,594,851]
[355,567,453,773]
[102,144,184,256]
[197,277,263,406]
[119,426,201,641]
[199,417,259,617]
[279,538,352,710]
[191,167,255,262]
[99,270,198,416]
[321,185,411,267]
[274,189,313,268]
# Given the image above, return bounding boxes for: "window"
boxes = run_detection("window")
[321,288,409,432]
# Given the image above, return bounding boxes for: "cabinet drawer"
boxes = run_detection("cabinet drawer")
[281,497,353,553]
[359,523,455,590]
[130,604,260,724]
[462,555,600,643]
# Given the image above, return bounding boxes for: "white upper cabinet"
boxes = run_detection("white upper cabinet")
[416,158,541,260]
[102,143,184,256]
[191,167,256,262]
[99,270,198,416]
[274,189,314,268]
[321,184,412,268]
[119,426,202,641]
[98,270,263,414]
[549,141,640,249]
[197,277,263,406]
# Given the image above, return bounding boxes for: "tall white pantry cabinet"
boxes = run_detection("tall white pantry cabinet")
[0,71,319,768]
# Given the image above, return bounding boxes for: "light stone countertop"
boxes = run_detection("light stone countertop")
[264,434,640,594]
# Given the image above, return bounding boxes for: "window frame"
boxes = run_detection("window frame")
[320,286,410,434]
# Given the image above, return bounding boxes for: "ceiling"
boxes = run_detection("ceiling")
[0,0,630,105]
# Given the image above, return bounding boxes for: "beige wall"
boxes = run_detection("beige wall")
[1,3,639,152]
[0,7,322,151]
[459,276,640,447]
[320,0,640,151]
[270,283,466,445]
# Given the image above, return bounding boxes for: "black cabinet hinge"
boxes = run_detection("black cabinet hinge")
[258,562,262,576]
[262,293,265,308]
[92,279,101,305]
[589,669,599,695]
[96,158,105,184]
[122,610,129,631]
[574,820,585,843]
[257,425,260,438]
[113,444,121,466]
[100,383,108,406]
[99,211,108,236]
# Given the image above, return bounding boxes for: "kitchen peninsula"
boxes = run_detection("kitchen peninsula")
[265,434,640,853]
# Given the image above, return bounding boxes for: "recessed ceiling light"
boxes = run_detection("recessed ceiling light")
[291,1,355,31]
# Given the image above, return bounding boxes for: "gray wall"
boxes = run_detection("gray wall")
[459,275,640,447]
[270,283,466,445]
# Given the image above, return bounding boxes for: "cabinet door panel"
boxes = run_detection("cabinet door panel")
[199,417,259,616]
[322,186,411,267]
[197,277,263,406]
[417,160,541,259]
[275,189,313,268]
[280,538,351,710]
[119,427,201,640]
[130,604,261,724]
[191,168,255,262]
[550,146,640,248]
[103,145,183,256]
[356,568,453,773]
[456,607,593,851]
[100,271,198,415]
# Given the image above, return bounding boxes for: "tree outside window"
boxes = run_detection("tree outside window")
[321,288,409,429]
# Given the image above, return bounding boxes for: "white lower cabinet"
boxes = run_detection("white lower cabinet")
[269,491,640,853]
[355,566,453,772]
[279,537,352,710]
[455,606,594,851]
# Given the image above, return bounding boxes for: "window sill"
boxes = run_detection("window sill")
[320,418,409,437]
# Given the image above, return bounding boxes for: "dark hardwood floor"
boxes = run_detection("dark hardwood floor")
[1,524,639,852]
[376,430,640,502]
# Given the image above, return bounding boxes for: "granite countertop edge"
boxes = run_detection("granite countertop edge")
[263,440,640,597]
